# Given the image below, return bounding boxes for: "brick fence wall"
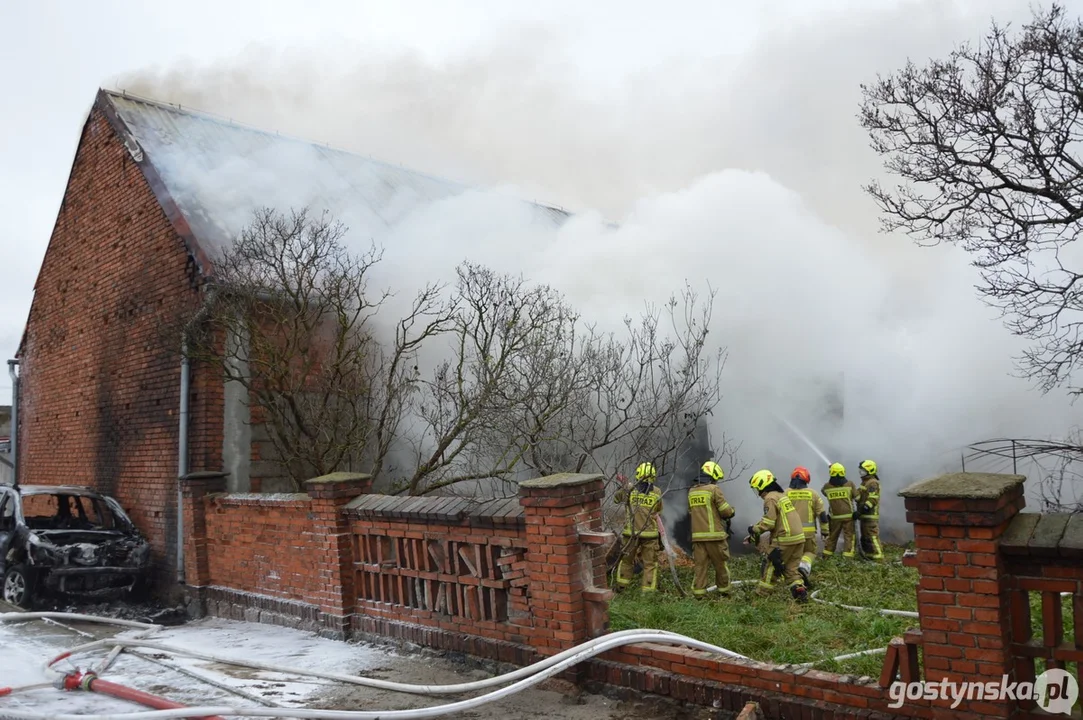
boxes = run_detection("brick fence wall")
[183,471,1083,719]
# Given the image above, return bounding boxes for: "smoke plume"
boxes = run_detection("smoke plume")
[116,0,1083,540]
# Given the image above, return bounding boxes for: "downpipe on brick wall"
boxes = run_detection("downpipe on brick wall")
[176,341,189,585]
[7,359,18,489]
[175,286,219,585]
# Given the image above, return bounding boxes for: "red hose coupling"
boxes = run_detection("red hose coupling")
[60,671,97,692]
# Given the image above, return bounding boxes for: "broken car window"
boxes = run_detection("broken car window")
[72,496,118,530]
[22,494,59,529]
[21,493,122,531]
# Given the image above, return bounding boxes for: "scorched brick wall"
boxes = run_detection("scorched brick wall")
[18,105,221,586]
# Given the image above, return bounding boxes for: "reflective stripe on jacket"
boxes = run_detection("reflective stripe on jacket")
[753,490,805,546]
[688,483,735,542]
[857,478,881,520]
[615,484,663,537]
[786,488,826,536]
[822,481,857,521]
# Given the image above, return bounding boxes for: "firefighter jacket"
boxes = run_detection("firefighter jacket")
[821,478,858,522]
[615,481,663,538]
[786,487,827,537]
[688,481,735,542]
[752,490,806,546]
[856,477,881,520]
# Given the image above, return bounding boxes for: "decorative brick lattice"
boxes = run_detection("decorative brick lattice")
[346,494,528,629]
[353,533,528,623]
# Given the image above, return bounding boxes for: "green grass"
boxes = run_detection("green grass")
[609,543,1080,683]
[1030,591,1078,685]
[609,543,918,677]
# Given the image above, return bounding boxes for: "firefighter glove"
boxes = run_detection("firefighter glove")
[723,518,733,536]
[860,503,873,515]
[819,511,830,525]
[852,510,861,520]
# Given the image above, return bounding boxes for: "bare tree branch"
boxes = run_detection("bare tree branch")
[860,3,1083,393]
[184,208,732,501]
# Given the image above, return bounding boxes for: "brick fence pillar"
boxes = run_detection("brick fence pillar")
[305,472,373,639]
[899,472,1026,719]
[180,471,229,589]
[518,472,607,662]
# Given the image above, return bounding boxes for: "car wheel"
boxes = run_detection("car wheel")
[2,564,35,609]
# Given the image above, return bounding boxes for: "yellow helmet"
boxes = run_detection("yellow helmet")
[749,469,775,492]
[701,460,725,481]
[829,462,846,478]
[635,462,657,482]
[860,459,878,477]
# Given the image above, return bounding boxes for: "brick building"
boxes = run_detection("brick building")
[15,88,568,589]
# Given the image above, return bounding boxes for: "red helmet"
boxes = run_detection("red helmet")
[791,466,811,484]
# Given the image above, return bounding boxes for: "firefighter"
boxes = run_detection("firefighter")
[614,462,664,592]
[856,459,884,561]
[786,466,829,588]
[821,462,858,558]
[746,469,808,602]
[687,460,736,598]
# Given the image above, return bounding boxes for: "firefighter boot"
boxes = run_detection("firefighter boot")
[781,542,808,603]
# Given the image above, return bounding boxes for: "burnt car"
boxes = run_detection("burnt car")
[0,484,152,607]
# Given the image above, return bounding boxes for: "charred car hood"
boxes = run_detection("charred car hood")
[29,530,152,568]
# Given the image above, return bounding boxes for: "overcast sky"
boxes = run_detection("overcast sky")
[0,0,1068,403]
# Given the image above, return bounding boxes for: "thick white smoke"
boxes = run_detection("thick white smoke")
[117,0,1083,537]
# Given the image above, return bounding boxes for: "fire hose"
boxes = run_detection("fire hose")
[0,625,749,720]
[51,672,226,720]
[0,612,749,696]
[807,589,919,619]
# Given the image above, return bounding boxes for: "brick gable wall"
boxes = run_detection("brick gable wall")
[18,106,223,588]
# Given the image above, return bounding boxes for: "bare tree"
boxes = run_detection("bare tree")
[394,263,586,495]
[458,282,734,501]
[860,3,1083,393]
[186,207,453,490]
[187,207,732,500]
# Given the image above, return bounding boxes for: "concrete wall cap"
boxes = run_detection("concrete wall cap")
[518,472,604,489]
[898,472,1025,499]
[304,472,373,485]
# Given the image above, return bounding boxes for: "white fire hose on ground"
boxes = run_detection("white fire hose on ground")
[0,611,753,720]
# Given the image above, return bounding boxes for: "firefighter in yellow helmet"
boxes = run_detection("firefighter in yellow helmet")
[745,469,808,602]
[613,462,664,592]
[785,466,828,588]
[821,462,858,558]
[687,460,736,598]
[856,459,884,561]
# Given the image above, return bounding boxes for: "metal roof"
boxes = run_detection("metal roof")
[99,90,571,268]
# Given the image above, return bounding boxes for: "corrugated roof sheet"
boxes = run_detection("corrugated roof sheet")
[101,90,570,262]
